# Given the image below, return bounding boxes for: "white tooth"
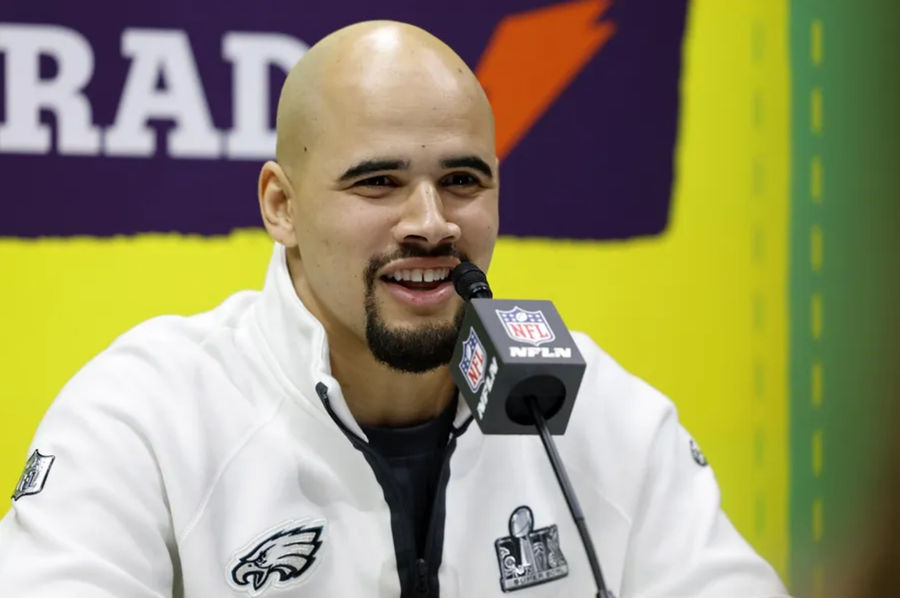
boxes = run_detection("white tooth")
[440,268,449,280]
[400,270,410,281]
[424,270,435,282]
[411,269,424,282]
[390,272,402,282]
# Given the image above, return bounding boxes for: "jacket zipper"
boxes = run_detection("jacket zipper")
[316,382,472,597]
[414,558,429,595]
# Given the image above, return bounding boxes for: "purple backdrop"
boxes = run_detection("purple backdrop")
[0,0,687,239]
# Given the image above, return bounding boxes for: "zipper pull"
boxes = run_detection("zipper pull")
[414,558,429,596]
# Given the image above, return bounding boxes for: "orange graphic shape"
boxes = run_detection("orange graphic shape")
[476,0,616,161]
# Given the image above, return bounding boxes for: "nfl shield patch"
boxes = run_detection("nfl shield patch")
[458,327,487,393]
[496,307,556,346]
[12,449,55,501]
[690,439,709,467]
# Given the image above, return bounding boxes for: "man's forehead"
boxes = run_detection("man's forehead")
[319,25,476,95]
[275,21,494,172]
[315,41,492,140]
[311,99,494,171]
[321,77,490,129]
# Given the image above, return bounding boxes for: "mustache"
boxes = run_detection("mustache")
[364,244,469,289]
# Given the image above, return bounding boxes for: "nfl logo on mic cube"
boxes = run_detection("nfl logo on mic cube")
[451,298,586,436]
[459,327,487,393]
[496,307,556,346]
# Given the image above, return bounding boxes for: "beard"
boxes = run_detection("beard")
[363,245,468,373]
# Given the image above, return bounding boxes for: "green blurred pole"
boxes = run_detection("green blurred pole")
[789,0,900,595]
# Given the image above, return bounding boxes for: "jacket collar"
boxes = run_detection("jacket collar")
[253,243,474,440]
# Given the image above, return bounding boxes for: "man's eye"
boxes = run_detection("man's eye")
[355,175,395,187]
[441,173,479,187]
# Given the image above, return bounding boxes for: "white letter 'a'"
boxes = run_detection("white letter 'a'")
[105,29,220,158]
[222,32,307,160]
[0,24,100,154]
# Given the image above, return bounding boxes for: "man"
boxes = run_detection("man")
[0,21,788,597]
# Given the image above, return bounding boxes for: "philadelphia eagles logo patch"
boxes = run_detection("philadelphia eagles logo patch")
[495,506,568,592]
[227,519,325,596]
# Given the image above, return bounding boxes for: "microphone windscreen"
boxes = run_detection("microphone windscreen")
[451,261,493,300]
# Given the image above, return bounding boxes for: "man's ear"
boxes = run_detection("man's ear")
[258,161,298,247]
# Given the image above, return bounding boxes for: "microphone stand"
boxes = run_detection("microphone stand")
[526,396,616,598]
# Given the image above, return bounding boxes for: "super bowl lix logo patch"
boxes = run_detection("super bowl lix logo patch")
[496,307,556,346]
[12,449,55,501]
[495,506,568,592]
[228,519,325,596]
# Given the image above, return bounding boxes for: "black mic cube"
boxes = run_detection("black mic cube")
[451,298,586,435]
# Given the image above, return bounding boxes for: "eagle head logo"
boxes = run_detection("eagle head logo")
[228,520,325,595]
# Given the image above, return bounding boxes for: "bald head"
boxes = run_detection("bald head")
[274,21,494,172]
[257,21,500,388]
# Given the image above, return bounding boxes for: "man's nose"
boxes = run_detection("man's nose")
[393,181,461,246]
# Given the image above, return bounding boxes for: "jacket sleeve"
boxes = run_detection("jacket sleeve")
[0,357,176,597]
[618,377,790,597]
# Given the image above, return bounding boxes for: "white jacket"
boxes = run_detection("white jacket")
[0,244,789,597]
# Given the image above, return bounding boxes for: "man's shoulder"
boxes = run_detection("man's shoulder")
[21,288,282,534]
[50,289,264,416]
[562,332,688,517]
[570,330,673,414]
[111,288,260,356]
[568,330,680,453]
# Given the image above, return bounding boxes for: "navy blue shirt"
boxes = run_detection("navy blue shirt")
[360,399,457,558]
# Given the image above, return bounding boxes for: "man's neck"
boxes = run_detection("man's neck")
[328,333,457,427]
[286,252,456,427]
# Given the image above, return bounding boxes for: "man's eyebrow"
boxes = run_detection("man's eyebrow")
[440,155,494,179]
[338,159,410,182]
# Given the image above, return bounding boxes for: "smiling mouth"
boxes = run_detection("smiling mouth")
[380,267,452,291]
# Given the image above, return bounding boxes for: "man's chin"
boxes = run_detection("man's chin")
[365,303,465,374]
[365,322,459,373]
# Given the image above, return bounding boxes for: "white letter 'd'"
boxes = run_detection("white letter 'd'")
[0,24,99,154]
[222,32,306,160]
[105,29,220,158]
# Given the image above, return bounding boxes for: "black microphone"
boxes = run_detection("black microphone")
[452,261,493,300]
[449,263,585,435]
[449,261,615,598]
